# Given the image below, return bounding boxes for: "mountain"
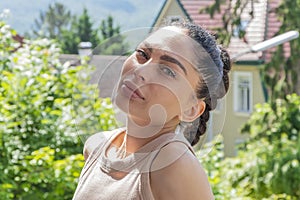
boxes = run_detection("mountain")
[0,0,164,35]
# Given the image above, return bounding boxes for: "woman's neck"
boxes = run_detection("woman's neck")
[124,116,179,153]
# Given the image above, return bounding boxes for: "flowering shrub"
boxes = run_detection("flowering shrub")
[0,20,117,199]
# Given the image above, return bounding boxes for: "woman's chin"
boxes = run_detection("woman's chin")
[112,100,128,116]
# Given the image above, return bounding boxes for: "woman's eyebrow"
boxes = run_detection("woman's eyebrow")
[141,42,153,53]
[160,55,187,75]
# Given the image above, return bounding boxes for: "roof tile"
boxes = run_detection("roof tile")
[179,0,286,61]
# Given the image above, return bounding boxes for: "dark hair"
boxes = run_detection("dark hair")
[170,21,231,146]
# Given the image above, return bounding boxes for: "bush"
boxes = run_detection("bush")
[197,94,300,199]
[234,94,300,199]
[0,20,117,199]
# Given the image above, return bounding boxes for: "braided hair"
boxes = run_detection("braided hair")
[170,21,232,146]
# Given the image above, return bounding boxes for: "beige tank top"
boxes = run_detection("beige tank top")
[72,128,195,200]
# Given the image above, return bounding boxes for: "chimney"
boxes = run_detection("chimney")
[78,42,92,57]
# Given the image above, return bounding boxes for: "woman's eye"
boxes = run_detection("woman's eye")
[136,49,149,60]
[160,65,176,78]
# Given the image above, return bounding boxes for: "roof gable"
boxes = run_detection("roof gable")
[151,0,191,28]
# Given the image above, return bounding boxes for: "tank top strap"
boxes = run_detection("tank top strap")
[79,128,124,179]
[150,134,196,171]
[153,132,195,158]
[138,132,195,173]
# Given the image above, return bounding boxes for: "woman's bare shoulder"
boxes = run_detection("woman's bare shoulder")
[150,142,214,200]
[83,130,114,160]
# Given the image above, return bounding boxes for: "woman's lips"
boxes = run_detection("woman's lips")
[121,82,145,100]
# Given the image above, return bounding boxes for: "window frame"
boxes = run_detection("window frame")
[233,71,253,115]
[166,15,184,23]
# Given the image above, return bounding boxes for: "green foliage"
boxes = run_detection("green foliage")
[0,20,117,199]
[197,137,232,200]
[61,7,100,54]
[236,94,300,198]
[60,18,80,54]
[60,11,129,55]
[92,15,129,56]
[77,8,100,48]
[199,94,300,199]
[29,3,129,55]
[241,94,300,142]
[263,0,300,101]
[0,147,84,200]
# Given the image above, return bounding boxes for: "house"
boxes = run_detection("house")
[151,0,286,156]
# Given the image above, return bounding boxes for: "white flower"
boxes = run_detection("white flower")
[0,9,10,19]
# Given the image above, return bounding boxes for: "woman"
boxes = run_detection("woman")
[73,21,231,200]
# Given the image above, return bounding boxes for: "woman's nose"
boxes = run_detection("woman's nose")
[134,67,146,82]
[133,63,153,83]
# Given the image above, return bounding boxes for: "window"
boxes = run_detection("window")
[233,72,253,114]
[166,15,183,23]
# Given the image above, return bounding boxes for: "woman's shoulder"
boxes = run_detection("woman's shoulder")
[150,142,214,199]
[83,128,124,160]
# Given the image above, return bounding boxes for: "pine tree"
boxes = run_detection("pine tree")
[94,15,129,55]
[31,2,72,39]
[77,8,99,48]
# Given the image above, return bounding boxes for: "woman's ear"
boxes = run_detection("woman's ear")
[179,100,206,122]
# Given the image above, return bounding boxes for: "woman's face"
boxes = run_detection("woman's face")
[112,26,204,127]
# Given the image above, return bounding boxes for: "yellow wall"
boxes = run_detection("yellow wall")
[214,64,265,156]
[153,0,187,27]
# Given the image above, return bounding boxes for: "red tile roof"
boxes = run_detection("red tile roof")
[264,0,290,62]
[179,0,267,61]
[180,0,227,29]
[178,0,286,62]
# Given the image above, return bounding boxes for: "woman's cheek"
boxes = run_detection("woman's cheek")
[121,57,136,75]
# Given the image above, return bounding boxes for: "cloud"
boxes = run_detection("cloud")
[98,0,136,13]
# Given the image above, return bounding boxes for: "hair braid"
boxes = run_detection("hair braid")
[191,106,210,146]
[190,47,231,146]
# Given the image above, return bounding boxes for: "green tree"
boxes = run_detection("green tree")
[60,18,80,54]
[60,7,100,54]
[77,8,99,47]
[30,3,128,55]
[0,20,117,199]
[99,15,120,40]
[94,15,129,55]
[61,14,130,55]
[60,11,128,55]
[264,0,300,102]
[31,2,72,39]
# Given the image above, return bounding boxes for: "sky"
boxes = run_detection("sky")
[0,0,165,35]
